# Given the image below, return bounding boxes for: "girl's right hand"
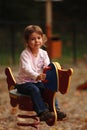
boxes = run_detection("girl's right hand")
[36,73,46,81]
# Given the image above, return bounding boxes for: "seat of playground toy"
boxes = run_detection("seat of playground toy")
[9,89,31,98]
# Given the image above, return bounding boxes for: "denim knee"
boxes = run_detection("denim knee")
[30,84,40,95]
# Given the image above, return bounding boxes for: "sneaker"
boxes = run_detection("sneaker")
[39,111,55,126]
[57,110,66,120]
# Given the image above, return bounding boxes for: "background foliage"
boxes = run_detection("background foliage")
[0,0,87,65]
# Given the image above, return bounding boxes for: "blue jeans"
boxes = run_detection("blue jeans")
[16,82,59,115]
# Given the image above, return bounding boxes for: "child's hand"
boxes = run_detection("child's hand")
[36,73,46,81]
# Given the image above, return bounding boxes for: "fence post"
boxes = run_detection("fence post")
[10,25,15,64]
[72,22,77,65]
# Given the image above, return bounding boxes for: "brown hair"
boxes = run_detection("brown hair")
[24,25,43,43]
[24,25,47,49]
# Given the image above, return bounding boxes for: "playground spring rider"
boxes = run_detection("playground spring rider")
[5,62,73,129]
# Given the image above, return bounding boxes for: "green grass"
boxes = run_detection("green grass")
[0,53,20,65]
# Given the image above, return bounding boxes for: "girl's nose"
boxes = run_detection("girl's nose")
[35,38,39,42]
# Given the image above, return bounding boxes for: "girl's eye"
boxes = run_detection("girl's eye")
[30,36,42,41]
[38,37,41,40]
[31,38,35,40]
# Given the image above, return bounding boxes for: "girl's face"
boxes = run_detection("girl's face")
[27,32,43,51]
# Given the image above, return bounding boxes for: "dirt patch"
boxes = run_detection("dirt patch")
[0,63,87,130]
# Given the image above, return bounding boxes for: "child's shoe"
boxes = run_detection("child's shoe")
[39,111,55,126]
[56,109,66,120]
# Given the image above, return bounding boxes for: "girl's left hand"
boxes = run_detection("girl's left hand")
[36,73,46,81]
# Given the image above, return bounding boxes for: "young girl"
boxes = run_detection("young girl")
[16,25,66,123]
